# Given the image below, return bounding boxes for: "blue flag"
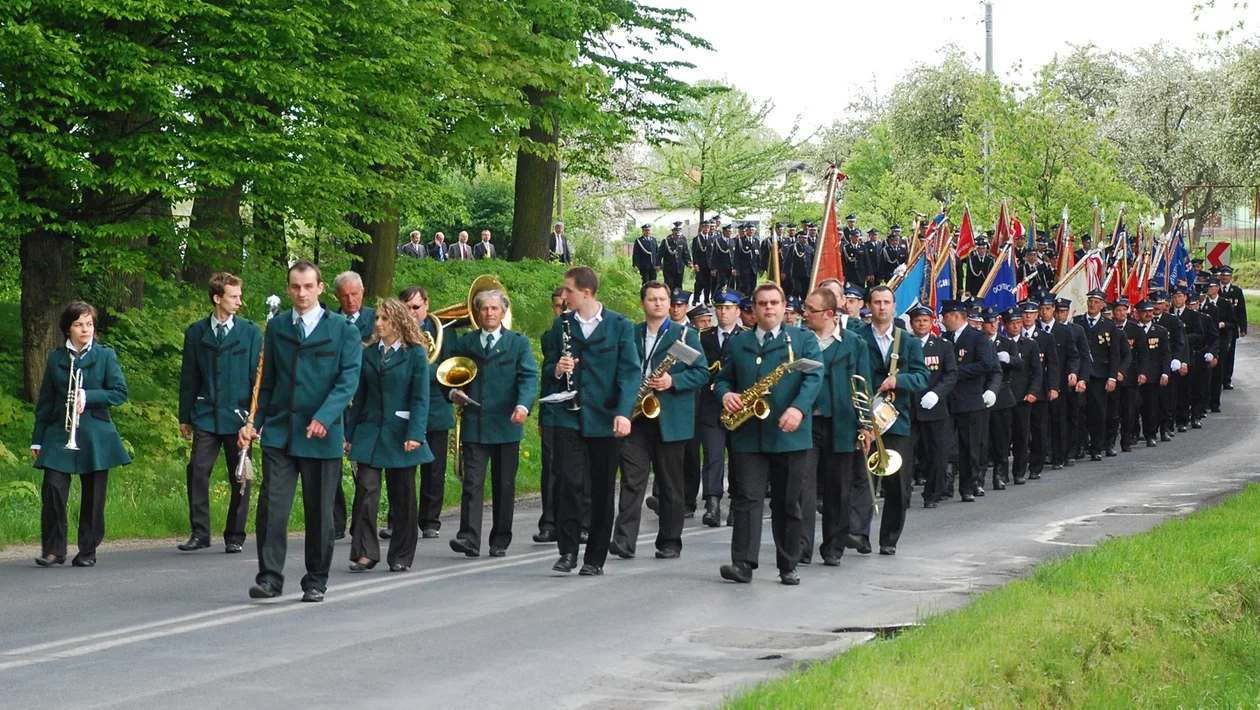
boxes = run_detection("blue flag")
[984,247,1018,313]
[894,252,926,316]
[933,257,954,314]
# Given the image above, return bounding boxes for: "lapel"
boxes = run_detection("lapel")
[569,308,609,346]
[200,317,222,350]
[379,343,409,374]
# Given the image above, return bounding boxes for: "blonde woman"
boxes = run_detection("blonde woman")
[345,298,432,572]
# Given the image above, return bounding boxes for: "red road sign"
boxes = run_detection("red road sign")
[1206,241,1231,268]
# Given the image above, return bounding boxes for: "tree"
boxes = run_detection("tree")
[1042,43,1126,120]
[647,82,800,222]
[841,124,938,230]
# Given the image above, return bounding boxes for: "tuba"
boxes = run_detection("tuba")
[850,375,902,477]
[436,356,478,481]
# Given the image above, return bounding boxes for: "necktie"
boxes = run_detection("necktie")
[298,318,307,341]
[381,346,392,365]
[215,323,226,342]
[439,247,445,262]
[1043,324,1051,333]
[719,331,726,349]
[486,333,496,351]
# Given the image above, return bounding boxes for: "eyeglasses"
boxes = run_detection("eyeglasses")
[802,307,830,315]
[408,305,424,311]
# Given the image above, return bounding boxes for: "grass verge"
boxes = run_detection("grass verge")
[727,484,1260,708]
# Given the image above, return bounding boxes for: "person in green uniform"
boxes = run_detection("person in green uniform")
[345,298,432,572]
[32,301,131,567]
[447,289,539,558]
[400,285,455,539]
[333,271,377,539]
[536,288,591,544]
[177,272,262,554]
[239,261,362,603]
[544,266,641,576]
[610,282,709,560]
[714,282,823,586]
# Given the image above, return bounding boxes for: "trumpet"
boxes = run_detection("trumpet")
[436,356,479,480]
[850,375,902,477]
[632,340,702,420]
[63,354,83,451]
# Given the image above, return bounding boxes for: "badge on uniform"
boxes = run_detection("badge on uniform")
[958,349,967,359]
[755,357,762,365]
[1149,338,1159,348]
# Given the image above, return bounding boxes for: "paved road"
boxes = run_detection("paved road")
[3,341,1259,709]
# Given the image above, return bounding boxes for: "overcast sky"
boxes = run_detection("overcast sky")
[655,0,1260,137]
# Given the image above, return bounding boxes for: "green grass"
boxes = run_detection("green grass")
[727,485,1260,708]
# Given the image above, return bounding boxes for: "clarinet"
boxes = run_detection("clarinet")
[561,316,582,411]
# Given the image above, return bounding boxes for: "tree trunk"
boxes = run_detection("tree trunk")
[348,210,399,300]
[21,227,78,402]
[185,181,243,284]
[249,203,289,274]
[510,89,558,261]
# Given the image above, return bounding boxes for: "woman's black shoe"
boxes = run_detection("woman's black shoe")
[71,554,96,567]
[34,555,65,567]
[349,559,377,572]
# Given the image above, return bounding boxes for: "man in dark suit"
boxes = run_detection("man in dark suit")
[1218,266,1246,389]
[735,223,761,296]
[710,224,737,293]
[697,288,742,527]
[1073,235,1092,262]
[962,240,994,297]
[239,261,362,603]
[907,305,956,507]
[1056,300,1092,462]
[1004,308,1043,485]
[660,223,692,292]
[691,221,713,305]
[1110,298,1140,452]
[1024,298,1062,476]
[1073,290,1124,460]
[633,224,661,286]
[398,231,427,259]
[784,231,815,300]
[842,229,870,288]
[333,271,376,539]
[1019,250,1055,294]
[1200,278,1234,412]
[427,232,448,261]
[862,229,883,286]
[1174,286,1217,427]
[549,222,572,264]
[1133,300,1170,447]
[177,272,262,554]
[1152,291,1187,440]
[982,308,1019,489]
[941,300,998,502]
[472,230,497,260]
[447,232,474,261]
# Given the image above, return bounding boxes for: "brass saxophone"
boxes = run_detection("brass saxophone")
[632,354,676,420]
[720,331,821,431]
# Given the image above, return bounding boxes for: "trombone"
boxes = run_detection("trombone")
[63,355,83,451]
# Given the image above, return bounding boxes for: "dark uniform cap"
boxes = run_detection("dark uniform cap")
[866,228,880,236]
[1019,300,1040,313]
[1111,297,1130,308]
[1151,291,1168,303]
[739,297,754,313]
[844,286,865,299]
[981,307,1000,323]
[1169,285,1188,295]
[1002,307,1021,321]
[907,305,934,318]
[670,289,691,304]
[966,307,983,321]
[714,288,743,305]
[1039,295,1056,307]
[976,238,990,248]
[845,214,857,221]
[1191,257,1204,265]
[775,222,785,228]
[640,224,652,230]
[1086,289,1107,300]
[786,296,803,313]
[940,299,968,314]
[859,307,872,318]
[1056,299,1072,310]
[1219,265,1233,275]
[1207,277,1221,286]
[1135,300,1154,311]
[890,224,902,231]
[687,304,712,320]
[721,224,732,232]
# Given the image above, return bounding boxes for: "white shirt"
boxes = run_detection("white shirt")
[65,338,94,356]
[294,307,322,337]
[211,314,235,336]
[919,334,929,347]
[950,324,968,343]
[481,326,504,350]
[1022,327,1037,339]
[757,325,781,346]
[345,310,360,324]
[575,307,604,339]
[1040,320,1053,333]
[872,323,895,361]
[380,339,401,357]
[717,325,737,349]
[814,327,838,352]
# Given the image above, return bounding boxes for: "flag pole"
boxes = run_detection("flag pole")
[809,166,840,289]
[976,244,1010,298]
[1051,248,1100,295]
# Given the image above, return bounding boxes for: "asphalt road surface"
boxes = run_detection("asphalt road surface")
[3,340,1258,709]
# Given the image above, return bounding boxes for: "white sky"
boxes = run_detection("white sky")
[657,0,1260,137]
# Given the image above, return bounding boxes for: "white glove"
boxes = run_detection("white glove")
[1170,359,1181,372]
[997,351,1010,364]
[1205,352,1214,362]
[982,390,997,408]
[920,391,939,410]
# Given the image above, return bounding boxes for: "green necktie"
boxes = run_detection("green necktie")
[215,323,226,342]
[486,333,496,351]
[298,319,307,341]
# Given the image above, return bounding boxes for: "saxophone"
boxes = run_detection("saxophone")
[632,354,676,420]
[721,331,821,431]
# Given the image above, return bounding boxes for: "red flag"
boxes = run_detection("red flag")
[955,205,976,259]
[811,196,845,290]
[1011,216,1024,241]
[993,201,1011,250]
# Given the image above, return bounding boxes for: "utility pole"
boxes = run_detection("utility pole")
[983,0,994,197]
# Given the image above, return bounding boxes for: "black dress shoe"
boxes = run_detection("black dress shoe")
[1028,472,1042,480]
[655,548,680,559]
[449,538,479,557]
[1191,420,1203,429]
[702,497,720,527]
[389,564,409,572]
[249,582,281,599]
[798,558,812,565]
[991,479,1006,491]
[779,570,801,586]
[1160,432,1171,442]
[1051,464,1063,471]
[1177,425,1188,433]
[532,529,556,543]
[301,589,324,603]
[578,563,603,576]
[421,529,440,539]
[973,486,985,497]
[609,538,635,559]
[684,508,695,519]
[961,493,976,502]
[645,496,659,513]
[1211,407,1222,413]
[178,537,210,552]
[225,542,243,554]
[552,553,578,573]
[923,500,938,509]
[488,546,506,558]
[1223,384,1234,390]
[1064,459,1075,468]
[348,560,377,572]
[579,531,590,544]
[1121,444,1132,453]
[71,554,96,567]
[34,554,65,567]
[334,531,347,540]
[379,527,393,540]
[1145,438,1157,447]
[1013,475,1026,485]
[1091,454,1103,461]
[719,562,753,583]
[1105,449,1117,457]
[879,546,896,556]
[823,555,842,566]
[846,534,872,554]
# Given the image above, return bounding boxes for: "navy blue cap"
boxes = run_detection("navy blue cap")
[1135,299,1154,311]
[845,214,857,221]
[844,286,865,299]
[1219,265,1233,275]
[1039,295,1056,307]
[907,305,934,318]
[1019,300,1040,313]
[713,288,742,305]
[687,304,711,320]
[1112,297,1130,308]
[981,307,1000,323]
[739,297,754,313]
[1002,307,1021,321]
[775,222,785,228]
[976,238,990,247]
[640,224,652,230]
[1151,291,1168,303]
[867,228,880,236]
[1086,289,1107,300]
[1207,277,1221,286]
[1191,257,1204,265]
[1056,299,1072,310]
[859,307,872,318]
[786,296,803,313]
[890,224,902,231]
[940,299,968,314]
[670,289,691,304]
[1169,285,1188,295]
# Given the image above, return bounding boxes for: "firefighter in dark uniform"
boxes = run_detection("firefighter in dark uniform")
[963,239,994,297]
[1073,290,1123,460]
[982,308,1018,489]
[633,224,661,286]
[1218,266,1246,390]
[878,226,909,283]
[784,230,815,300]
[1152,291,1186,440]
[660,222,692,292]
[1200,278,1235,413]
[735,223,761,296]
[710,223,737,294]
[1173,285,1216,428]
[1020,299,1060,478]
[1019,249,1054,295]
[1133,300,1170,447]
[862,228,883,286]
[1005,307,1043,485]
[1110,298,1140,452]
[842,228,869,288]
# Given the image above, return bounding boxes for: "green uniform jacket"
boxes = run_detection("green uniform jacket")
[33,344,132,473]
[345,343,433,468]
[813,329,872,453]
[538,326,574,429]
[255,307,362,459]
[858,325,929,437]
[540,308,641,438]
[422,317,456,432]
[633,321,709,442]
[450,329,540,445]
[337,305,377,343]
[714,324,823,453]
[178,316,262,435]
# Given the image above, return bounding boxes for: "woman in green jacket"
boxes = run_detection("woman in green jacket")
[31,301,131,567]
[345,299,432,572]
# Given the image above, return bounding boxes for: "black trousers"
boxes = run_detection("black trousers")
[1084,378,1109,454]
[334,475,348,537]
[1073,390,1089,455]
[350,465,418,567]
[1047,393,1069,465]
[694,268,712,304]
[1220,329,1238,388]
[1139,382,1164,440]
[456,441,519,551]
[875,434,913,549]
[988,408,1013,477]
[1160,373,1180,433]
[729,450,806,573]
[538,424,589,534]
[186,430,250,545]
[1193,359,1213,418]
[848,451,874,538]
[418,429,449,532]
[1010,402,1032,477]
[683,435,701,511]
[913,417,950,503]
[1112,386,1137,447]
[1209,345,1227,409]
[698,418,730,499]
[1028,401,1050,473]
[614,420,685,554]
[803,418,857,561]
[954,410,987,495]
[712,269,735,293]
[255,448,338,594]
[41,469,108,559]
[555,428,620,567]
[638,267,656,286]
[663,270,683,291]
[790,277,810,301]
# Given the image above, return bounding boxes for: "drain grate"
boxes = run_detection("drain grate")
[831,623,922,639]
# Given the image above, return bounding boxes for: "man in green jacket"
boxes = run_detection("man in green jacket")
[177,272,262,554]
[239,261,362,603]
[544,266,641,576]
[447,288,539,558]
[610,282,709,560]
[714,282,823,586]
